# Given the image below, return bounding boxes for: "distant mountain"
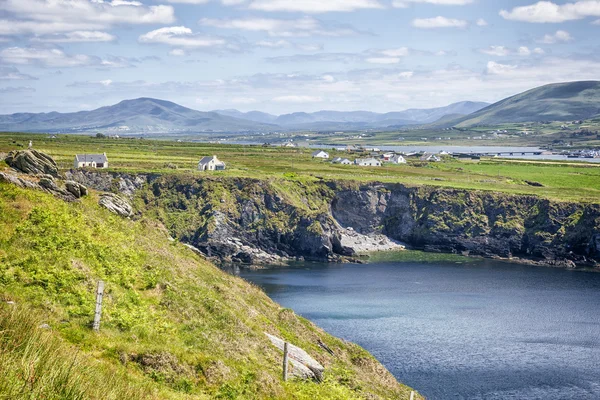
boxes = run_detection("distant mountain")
[0,98,277,133]
[454,81,600,127]
[212,101,489,130]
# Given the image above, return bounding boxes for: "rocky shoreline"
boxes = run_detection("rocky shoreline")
[60,171,600,270]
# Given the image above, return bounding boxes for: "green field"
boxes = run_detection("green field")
[1,132,600,203]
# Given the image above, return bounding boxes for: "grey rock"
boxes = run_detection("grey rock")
[265,332,324,381]
[5,150,59,177]
[39,323,51,329]
[99,193,133,217]
[65,180,88,198]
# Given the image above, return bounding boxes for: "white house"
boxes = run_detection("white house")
[74,153,108,169]
[389,154,407,164]
[312,150,330,159]
[421,154,441,162]
[355,158,382,167]
[198,155,226,171]
[382,152,395,161]
[332,157,352,165]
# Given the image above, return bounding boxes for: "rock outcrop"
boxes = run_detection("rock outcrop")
[99,193,133,217]
[0,171,87,202]
[265,333,324,381]
[5,150,59,177]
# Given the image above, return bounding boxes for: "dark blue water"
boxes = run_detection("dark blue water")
[238,259,600,399]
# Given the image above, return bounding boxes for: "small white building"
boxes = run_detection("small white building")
[421,154,441,162]
[312,150,330,159]
[389,154,407,164]
[332,157,352,165]
[74,153,108,169]
[198,155,226,171]
[355,158,382,167]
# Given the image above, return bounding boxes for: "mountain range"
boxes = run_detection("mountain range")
[0,81,598,134]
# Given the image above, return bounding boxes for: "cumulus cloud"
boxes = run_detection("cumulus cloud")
[31,31,116,43]
[0,0,175,36]
[139,27,238,51]
[538,30,573,43]
[412,16,468,29]
[199,17,362,37]
[479,46,511,56]
[476,18,488,26]
[500,1,600,23]
[393,0,473,7]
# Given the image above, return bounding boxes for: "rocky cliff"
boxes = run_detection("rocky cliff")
[67,171,600,269]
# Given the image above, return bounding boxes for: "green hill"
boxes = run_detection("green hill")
[0,182,419,399]
[455,81,600,127]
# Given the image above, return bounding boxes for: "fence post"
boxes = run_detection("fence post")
[282,342,289,381]
[93,280,105,332]
[409,391,415,400]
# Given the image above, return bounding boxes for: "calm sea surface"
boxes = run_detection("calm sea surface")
[238,259,600,399]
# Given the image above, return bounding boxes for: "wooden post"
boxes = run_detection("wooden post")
[409,391,415,400]
[282,342,289,381]
[93,280,105,332]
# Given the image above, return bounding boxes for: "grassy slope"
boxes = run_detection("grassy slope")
[1,132,599,203]
[0,183,417,400]
[455,81,600,127]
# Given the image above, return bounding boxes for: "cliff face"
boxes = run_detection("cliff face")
[68,171,600,269]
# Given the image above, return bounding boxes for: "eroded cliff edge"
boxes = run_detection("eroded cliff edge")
[66,170,600,269]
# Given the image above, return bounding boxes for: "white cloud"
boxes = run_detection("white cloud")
[231,97,258,104]
[479,46,510,56]
[538,30,573,44]
[412,16,468,29]
[199,17,361,37]
[486,61,517,75]
[500,1,600,23]
[533,47,546,54]
[0,86,36,94]
[0,47,136,68]
[380,47,410,57]
[0,0,175,35]
[31,31,116,43]
[255,40,292,48]
[393,0,473,7]
[518,46,531,56]
[247,0,384,13]
[272,95,323,103]
[476,18,488,26]
[139,27,230,49]
[169,49,186,56]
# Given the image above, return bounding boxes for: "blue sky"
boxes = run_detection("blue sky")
[1,0,599,114]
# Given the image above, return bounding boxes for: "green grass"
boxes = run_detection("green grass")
[0,182,419,399]
[1,131,599,202]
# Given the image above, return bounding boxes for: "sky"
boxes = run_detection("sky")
[0,0,599,115]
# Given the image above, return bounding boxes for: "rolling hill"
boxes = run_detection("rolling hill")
[214,101,489,130]
[0,98,278,133]
[454,81,600,127]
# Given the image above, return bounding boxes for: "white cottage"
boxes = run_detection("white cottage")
[355,158,382,167]
[389,154,407,164]
[311,150,330,159]
[332,157,352,165]
[198,155,226,171]
[74,153,108,169]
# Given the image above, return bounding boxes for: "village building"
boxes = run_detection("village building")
[388,154,407,164]
[421,153,441,162]
[355,158,382,167]
[382,152,395,161]
[312,150,330,159]
[198,155,226,171]
[332,157,352,165]
[74,153,108,169]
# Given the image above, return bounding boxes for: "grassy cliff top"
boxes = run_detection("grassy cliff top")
[0,182,418,399]
[2,132,600,203]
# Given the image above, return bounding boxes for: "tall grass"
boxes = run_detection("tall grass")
[0,304,150,400]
